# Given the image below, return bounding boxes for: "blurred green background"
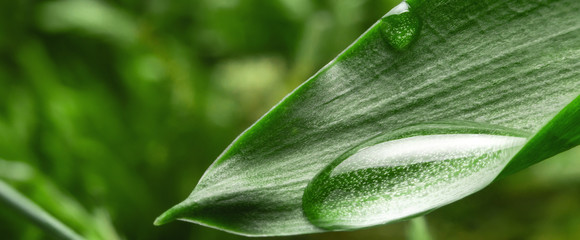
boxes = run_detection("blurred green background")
[0,0,579,239]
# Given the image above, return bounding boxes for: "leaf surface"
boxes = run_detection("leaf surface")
[156,0,580,236]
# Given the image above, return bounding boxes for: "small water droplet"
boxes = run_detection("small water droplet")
[380,1,421,50]
[302,122,528,230]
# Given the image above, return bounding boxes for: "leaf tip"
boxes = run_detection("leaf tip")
[154,202,189,226]
[153,210,175,226]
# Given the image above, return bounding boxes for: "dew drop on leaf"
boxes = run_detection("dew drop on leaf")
[380,1,421,50]
[302,128,527,230]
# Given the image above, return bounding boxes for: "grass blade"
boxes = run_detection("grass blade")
[0,180,84,240]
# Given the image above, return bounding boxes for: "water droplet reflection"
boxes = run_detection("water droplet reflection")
[379,1,421,50]
[303,124,527,230]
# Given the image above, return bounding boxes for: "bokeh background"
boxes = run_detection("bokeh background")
[0,0,579,239]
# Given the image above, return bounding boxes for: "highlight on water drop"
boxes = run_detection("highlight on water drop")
[379,1,421,50]
[302,122,529,231]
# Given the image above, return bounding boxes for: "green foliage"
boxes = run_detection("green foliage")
[0,179,83,240]
[0,159,120,240]
[156,0,580,237]
[0,0,579,239]
[301,122,529,230]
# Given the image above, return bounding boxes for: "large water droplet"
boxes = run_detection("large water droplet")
[302,122,528,230]
[380,1,421,50]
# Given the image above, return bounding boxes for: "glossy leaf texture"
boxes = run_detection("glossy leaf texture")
[302,122,530,230]
[156,0,580,236]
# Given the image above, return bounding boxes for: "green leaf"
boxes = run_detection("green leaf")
[156,0,580,236]
[499,94,580,178]
[0,159,121,240]
[301,122,530,230]
[0,180,84,240]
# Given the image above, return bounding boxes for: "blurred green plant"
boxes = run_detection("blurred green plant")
[0,0,579,239]
[0,159,119,240]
